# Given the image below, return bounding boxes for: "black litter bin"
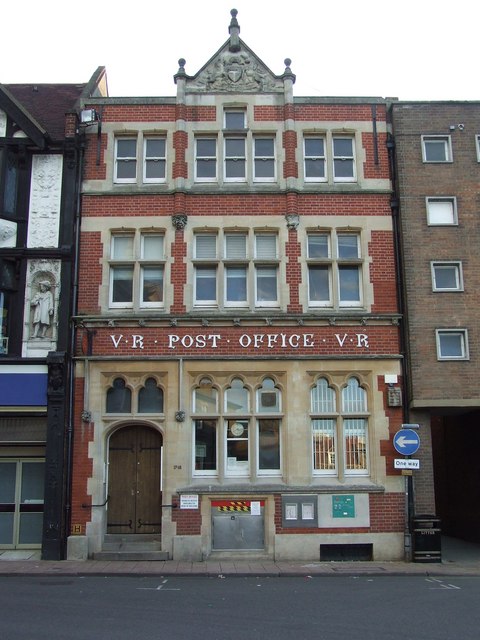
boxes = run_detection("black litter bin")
[412,515,441,562]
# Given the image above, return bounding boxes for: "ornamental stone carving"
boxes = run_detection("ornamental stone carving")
[0,219,17,247]
[27,154,63,248]
[23,259,61,355]
[172,214,188,230]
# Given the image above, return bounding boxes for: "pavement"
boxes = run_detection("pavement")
[1,537,480,578]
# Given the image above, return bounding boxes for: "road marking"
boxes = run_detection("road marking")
[426,577,461,590]
[137,579,180,591]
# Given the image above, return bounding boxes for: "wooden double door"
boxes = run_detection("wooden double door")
[107,426,162,534]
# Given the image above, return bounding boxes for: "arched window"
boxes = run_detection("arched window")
[257,377,280,413]
[342,377,367,413]
[138,378,164,413]
[225,378,249,414]
[106,378,131,413]
[193,377,218,414]
[311,378,337,474]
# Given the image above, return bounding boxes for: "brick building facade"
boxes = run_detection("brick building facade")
[391,102,480,541]
[68,10,405,561]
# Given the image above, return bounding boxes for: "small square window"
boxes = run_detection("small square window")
[431,262,463,291]
[426,197,457,225]
[422,136,452,163]
[225,110,246,130]
[436,329,469,360]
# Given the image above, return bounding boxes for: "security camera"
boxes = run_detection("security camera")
[458,123,465,131]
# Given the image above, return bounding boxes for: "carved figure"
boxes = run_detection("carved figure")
[31,281,54,338]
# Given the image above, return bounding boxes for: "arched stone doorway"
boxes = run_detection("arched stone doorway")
[107,425,163,534]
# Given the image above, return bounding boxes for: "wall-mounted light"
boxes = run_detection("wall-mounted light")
[80,108,98,125]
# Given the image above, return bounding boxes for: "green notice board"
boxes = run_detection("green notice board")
[332,495,355,518]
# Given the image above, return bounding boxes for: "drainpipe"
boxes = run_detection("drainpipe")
[386,108,415,560]
[64,129,85,548]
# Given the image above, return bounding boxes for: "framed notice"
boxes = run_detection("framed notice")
[180,494,199,510]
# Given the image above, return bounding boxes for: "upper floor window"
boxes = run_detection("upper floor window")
[193,230,279,309]
[421,135,452,163]
[307,231,362,308]
[426,197,457,225]
[109,232,165,309]
[195,108,276,185]
[106,377,164,414]
[476,135,480,162]
[106,378,132,413]
[304,136,326,182]
[0,147,19,217]
[332,136,356,181]
[302,134,356,183]
[114,135,166,184]
[436,329,469,360]
[431,261,463,292]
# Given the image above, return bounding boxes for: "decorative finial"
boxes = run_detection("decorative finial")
[229,8,241,52]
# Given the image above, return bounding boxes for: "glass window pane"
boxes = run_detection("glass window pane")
[333,138,353,157]
[309,266,330,302]
[308,235,329,258]
[225,111,245,129]
[142,235,163,259]
[18,512,43,545]
[226,266,247,302]
[256,266,277,302]
[195,266,217,302]
[256,235,277,259]
[226,420,249,473]
[427,200,455,224]
[138,378,164,413]
[439,332,464,358]
[255,138,274,156]
[116,161,136,180]
[225,234,247,259]
[194,381,218,413]
[225,379,249,413]
[21,462,44,503]
[146,139,165,158]
[225,139,245,156]
[106,378,131,413]
[196,139,216,156]
[112,267,133,303]
[0,462,16,502]
[311,379,336,413]
[338,235,359,259]
[195,235,216,259]
[339,266,360,303]
[305,158,325,178]
[117,139,137,158]
[145,160,165,180]
[312,419,336,471]
[225,159,246,178]
[0,513,14,545]
[342,378,366,413]
[197,159,216,178]
[305,138,324,156]
[195,420,217,471]
[334,159,354,178]
[254,159,274,178]
[142,266,163,303]
[424,139,447,162]
[258,419,280,470]
[434,265,458,289]
[344,418,367,471]
[112,236,134,260]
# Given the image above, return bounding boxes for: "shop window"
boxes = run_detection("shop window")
[192,376,282,478]
[106,378,131,413]
[311,376,369,477]
[138,378,164,413]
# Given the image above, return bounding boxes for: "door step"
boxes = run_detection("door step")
[93,535,168,561]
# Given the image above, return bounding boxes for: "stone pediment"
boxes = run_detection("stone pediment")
[186,41,284,94]
[175,9,294,95]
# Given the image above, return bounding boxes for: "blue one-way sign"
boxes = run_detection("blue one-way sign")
[393,429,420,455]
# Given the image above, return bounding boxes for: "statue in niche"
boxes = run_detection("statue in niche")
[31,280,54,338]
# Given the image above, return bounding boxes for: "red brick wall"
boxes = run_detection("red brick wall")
[70,378,94,533]
[171,497,202,535]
